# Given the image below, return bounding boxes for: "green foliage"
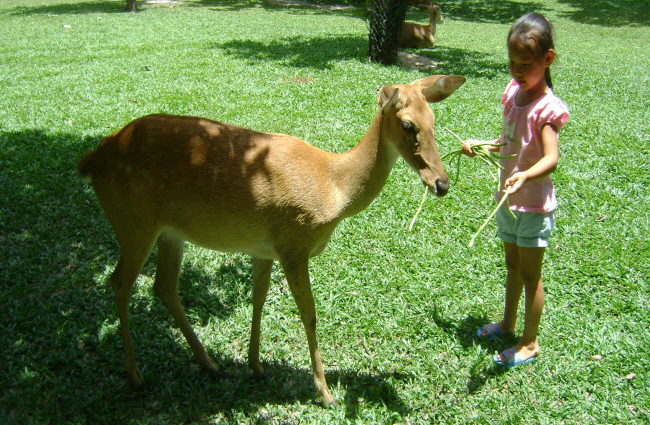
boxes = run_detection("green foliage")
[1,0,649,423]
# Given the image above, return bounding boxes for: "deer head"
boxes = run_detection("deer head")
[378,75,466,197]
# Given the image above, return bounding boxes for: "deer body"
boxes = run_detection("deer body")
[78,75,465,406]
[400,4,443,49]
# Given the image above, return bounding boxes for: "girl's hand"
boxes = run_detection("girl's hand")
[505,172,527,194]
[461,140,478,157]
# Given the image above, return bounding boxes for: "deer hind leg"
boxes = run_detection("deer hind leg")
[110,231,158,389]
[280,256,335,407]
[152,232,222,378]
[248,258,273,377]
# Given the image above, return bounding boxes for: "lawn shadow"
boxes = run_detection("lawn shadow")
[428,308,512,393]
[212,34,368,70]
[193,0,365,19]
[406,46,508,78]
[430,307,505,349]
[5,0,127,15]
[41,351,411,422]
[437,0,549,24]
[556,0,650,27]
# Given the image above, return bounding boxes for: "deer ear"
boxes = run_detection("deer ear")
[410,75,466,103]
[377,85,401,114]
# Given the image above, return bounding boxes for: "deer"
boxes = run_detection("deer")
[77,74,465,407]
[400,4,443,49]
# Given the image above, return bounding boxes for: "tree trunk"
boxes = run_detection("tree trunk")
[126,0,137,12]
[368,0,408,65]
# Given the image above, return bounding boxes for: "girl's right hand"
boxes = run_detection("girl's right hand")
[461,140,478,157]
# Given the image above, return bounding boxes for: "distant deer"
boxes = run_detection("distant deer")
[400,4,443,49]
[78,75,465,406]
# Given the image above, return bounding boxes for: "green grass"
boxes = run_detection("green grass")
[1,0,649,423]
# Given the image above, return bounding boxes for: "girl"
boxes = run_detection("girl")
[462,12,569,367]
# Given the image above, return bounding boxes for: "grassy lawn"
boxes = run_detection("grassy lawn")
[1,0,649,423]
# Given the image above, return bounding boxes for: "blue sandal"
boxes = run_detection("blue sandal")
[494,348,537,367]
[477,323,508,341]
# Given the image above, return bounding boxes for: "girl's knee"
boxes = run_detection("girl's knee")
[520,270,542,287]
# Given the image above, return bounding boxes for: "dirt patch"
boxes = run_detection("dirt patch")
[265,0,357,11]
[397,52,440,70]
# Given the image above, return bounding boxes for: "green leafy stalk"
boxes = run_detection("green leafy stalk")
[468,186,513,248]
[441,127,515,183]
[409,185,429,231]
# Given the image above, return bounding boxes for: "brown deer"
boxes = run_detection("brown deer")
[78,75,465,406]
[400,4,443,49]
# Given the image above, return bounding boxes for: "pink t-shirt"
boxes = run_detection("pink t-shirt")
[497,79,569,213]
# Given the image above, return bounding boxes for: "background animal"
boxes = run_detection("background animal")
[400,4,443,49]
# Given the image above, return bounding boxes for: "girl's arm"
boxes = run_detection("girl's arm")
[505,123,559,194]
[461,138,501,157]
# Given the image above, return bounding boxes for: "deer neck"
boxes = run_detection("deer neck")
[332,110,400,219]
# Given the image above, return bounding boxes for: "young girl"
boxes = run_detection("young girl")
[462,12,569,367]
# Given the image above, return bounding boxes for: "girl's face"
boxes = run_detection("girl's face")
[508,39,554,94]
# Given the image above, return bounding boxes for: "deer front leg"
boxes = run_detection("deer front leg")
[280,256,335,407]
[248,258,273,377]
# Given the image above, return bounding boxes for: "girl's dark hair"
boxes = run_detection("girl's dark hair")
[508,12,556,89]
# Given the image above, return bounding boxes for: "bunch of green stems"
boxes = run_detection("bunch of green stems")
[409,128,516,247]
[440,127,514,183]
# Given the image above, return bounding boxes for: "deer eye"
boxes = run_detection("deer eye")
[401,120,416,133]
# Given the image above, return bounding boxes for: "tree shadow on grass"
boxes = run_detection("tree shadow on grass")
[194,0,365,19]
[556,0,650,27]
[408,46,508,78]
[0,128,409,422]
[214,35,509,78]
[436,0,549,25]
[212,34,369,70]
[4,0,366,17]
[5,0,127,15]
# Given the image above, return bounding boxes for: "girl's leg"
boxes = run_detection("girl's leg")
[517,246,545,355]
[496,245,546,363]
[479,241,521,337]
[499,241,524,334]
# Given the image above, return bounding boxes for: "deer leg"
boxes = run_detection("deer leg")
[110,235,157,388]
[280,256,335,407]
[248,258,273,377]
[153,233,221,377]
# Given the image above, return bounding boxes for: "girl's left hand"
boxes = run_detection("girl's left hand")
[505,172,527,194]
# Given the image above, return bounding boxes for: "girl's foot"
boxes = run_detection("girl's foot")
[477,322,513,340]
[494,345,538,367]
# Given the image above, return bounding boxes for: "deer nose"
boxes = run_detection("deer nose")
[435,178,449,197]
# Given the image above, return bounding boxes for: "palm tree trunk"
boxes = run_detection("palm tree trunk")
[368,0,408,65]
